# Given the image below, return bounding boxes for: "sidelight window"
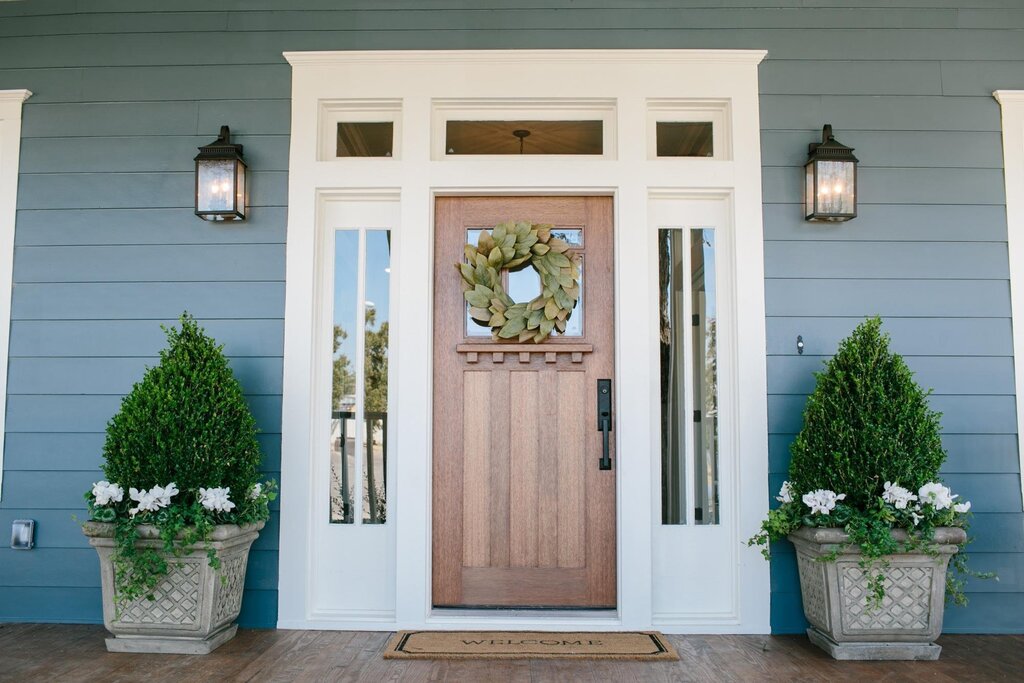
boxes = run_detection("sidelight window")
[659,228,720,525]
[330,229,391,524]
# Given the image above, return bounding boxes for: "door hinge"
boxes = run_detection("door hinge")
[692,314,700,326]
[693,410,701,423]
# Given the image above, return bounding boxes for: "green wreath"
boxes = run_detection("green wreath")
[456,220,581,343]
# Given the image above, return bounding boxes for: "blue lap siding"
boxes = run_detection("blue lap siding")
[0,0,1022,632]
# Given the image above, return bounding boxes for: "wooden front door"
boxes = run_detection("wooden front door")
[432,196,616,608]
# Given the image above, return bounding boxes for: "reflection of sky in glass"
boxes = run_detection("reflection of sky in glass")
[365,231,391,332]
[333,231,391,362]
[334,232,359,365]
[700,229,716,317]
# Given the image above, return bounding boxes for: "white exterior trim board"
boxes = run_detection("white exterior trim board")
[0,89,30,502]
[995,89,1024,509]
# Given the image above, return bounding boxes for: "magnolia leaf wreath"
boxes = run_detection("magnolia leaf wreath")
[456,220,581,343]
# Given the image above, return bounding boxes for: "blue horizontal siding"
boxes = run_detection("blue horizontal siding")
[0,0,1021,635]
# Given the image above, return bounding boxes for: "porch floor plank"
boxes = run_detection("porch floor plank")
[1,624,1021,682]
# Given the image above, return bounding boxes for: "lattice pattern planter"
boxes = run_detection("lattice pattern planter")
[788,526,965,661]
[83,521,263,654]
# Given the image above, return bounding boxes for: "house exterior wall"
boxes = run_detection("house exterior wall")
[0,0,1022,633]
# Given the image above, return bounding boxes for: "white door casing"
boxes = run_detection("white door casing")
[278,50,770,633]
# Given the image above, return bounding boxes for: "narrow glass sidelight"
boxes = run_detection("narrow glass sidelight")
[330,229,391,525]
[331,231,359,524]
[362,231,390,524]
[659,228,719,525]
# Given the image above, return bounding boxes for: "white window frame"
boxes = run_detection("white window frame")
[0,89,30,501]
[995,89,1024,507]
[279,50,769,633]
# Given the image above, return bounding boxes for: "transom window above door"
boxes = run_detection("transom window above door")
[431,98,617,160]
[446,120,603,156]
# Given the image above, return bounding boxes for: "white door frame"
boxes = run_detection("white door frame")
[278,50,770,633]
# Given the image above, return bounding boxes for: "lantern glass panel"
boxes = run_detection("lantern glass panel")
[235,162,245,215]
[197,159,236,214]
[814,159,855,217]
[805,162,815,219]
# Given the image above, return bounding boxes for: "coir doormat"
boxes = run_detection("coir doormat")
[383,630,679,660]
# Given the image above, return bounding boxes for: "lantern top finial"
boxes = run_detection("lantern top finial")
[194,125,245,163]
[807,123,858,163]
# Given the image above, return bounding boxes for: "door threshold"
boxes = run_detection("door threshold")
[429,607,619,620]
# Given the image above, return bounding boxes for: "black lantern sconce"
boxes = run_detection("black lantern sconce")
[804,124,858,222]
[194,125,246,221]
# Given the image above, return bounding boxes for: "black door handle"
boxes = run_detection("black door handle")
[597,379,612,470]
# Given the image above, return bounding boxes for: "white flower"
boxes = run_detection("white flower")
[910,510,924,526]
[918,482,956,511]
[802,489,847,515]
[954,501,972,514]
[128,482,178,517]
[249,483,262,500]
[199,487,236,513]
[91,480,124,506]
[776,481,794,504]
[882,481,918,510]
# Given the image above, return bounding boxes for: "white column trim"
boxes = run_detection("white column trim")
[995,89,1024,509]
[0,89,30,502]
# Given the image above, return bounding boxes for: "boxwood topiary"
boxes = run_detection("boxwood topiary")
[749,316,990,607]
[787,316,946,508]
[86,313,275,605]
[102,313,261,496]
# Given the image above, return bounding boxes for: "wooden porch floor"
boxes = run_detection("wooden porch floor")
[1,624,1022,682]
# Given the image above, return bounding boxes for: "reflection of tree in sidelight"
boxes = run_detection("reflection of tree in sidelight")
[330,308,389,524]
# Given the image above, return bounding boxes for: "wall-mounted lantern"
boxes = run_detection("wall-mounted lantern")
[194,125,246,221]
[804,124,858,222]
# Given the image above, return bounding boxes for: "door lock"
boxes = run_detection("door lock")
[597,379,612,470]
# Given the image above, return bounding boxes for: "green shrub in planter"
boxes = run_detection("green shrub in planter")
[85,313,276,605]
[749,317,989,607]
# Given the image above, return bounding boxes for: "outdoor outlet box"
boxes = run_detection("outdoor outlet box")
[11,519,35,550]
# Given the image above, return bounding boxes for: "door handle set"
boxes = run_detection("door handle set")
[597,378,612,470]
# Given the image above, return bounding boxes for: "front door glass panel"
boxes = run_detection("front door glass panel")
[464,228,584,338]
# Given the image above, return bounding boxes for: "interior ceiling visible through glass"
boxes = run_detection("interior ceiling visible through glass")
[656,121,714,157]
[446,120,603,155]
[336,122,394,157]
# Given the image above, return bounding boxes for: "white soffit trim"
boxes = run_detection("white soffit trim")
[0,88,31,502]
[994,89,1024,509]
[284,49,768,67]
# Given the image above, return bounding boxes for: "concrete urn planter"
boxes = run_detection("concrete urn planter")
[788,526,965,661]
[83,520,264,654]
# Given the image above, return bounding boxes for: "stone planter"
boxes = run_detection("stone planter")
[83,520,264,654]
[788,526,965,661]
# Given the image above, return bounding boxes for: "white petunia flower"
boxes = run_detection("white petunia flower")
[199,487,236,513]
[250,483,262,500]
[776,481,794,504]
[953,501,972,514]
[802,489,847,515]
[91,480,124,506]
[882,481,918,510]
[918,482,956,511]
[128,482,178,517]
